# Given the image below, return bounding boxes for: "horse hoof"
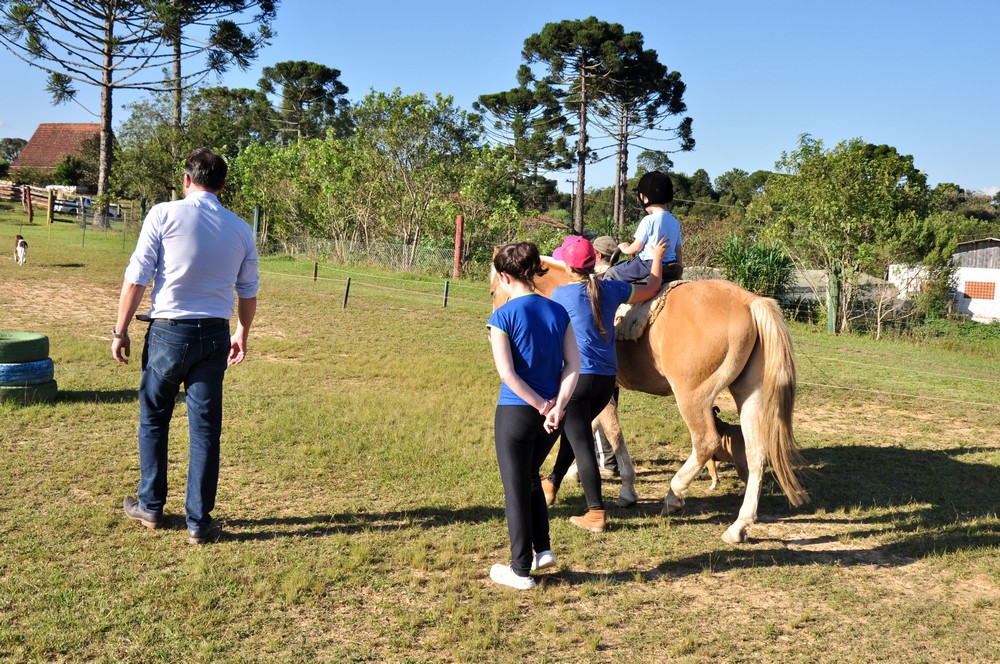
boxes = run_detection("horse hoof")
[721,526,747,545]
[616,493,637,508]
[661,500,684,516]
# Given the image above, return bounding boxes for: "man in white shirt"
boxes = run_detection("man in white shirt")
[111,148,259,544]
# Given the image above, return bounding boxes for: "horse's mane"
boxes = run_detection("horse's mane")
[534,257,574,296]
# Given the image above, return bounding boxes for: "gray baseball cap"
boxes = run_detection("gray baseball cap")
[593,236,618,257]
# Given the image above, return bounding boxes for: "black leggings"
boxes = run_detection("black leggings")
[548,374,617,511]
[494,405,560,576]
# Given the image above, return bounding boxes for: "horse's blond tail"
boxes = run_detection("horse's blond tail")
[751,297,809,507]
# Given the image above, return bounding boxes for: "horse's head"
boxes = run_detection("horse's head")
[488,247,505,311]
[489,264,505,311]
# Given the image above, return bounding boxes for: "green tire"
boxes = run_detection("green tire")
[0,379,58,405]
[0,332,50,364]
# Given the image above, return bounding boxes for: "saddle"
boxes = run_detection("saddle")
[614,279,688,342]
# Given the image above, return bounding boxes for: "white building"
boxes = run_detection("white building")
[952,238,1000,322]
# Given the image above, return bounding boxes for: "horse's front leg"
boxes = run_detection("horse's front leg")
[662,448,707,515]
[662,396,721,516]
[595,399,637,507]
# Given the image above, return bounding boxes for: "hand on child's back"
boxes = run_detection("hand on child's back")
[651,236,667,260]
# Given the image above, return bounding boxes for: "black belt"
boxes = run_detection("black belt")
[138,316,227,326]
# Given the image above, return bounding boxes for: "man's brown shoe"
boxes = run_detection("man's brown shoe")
[569,509,607,533]
[124,496,162,529]
[188,520,222,545]
[540,476,557,506]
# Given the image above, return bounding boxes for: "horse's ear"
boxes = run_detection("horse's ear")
[540,256,569,273]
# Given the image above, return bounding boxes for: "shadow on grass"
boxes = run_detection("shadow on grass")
[555,445,1000,583]
[58,389,137,403]
[224,505,506,541]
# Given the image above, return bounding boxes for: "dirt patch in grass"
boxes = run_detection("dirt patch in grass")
[796,400,998,449]
[0,279,119,331]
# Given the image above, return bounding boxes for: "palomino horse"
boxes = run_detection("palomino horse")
[489,258,809,544]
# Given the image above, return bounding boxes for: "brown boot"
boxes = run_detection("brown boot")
[569,509,607,533]
[540,476,557,506]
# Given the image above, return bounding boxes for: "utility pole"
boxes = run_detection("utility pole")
[566,179,577,232]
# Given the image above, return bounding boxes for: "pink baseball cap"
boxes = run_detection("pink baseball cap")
[553,235,597,269]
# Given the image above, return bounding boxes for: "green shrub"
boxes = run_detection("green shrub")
[53,155,87,186]
[719,235,794,298]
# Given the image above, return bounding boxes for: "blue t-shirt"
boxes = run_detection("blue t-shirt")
[487,293,571,406]
[634,208,682,262]
[551,280,634,376]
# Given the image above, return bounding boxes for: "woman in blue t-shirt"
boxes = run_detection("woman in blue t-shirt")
[487,242,580,590]
[544,235,666,533]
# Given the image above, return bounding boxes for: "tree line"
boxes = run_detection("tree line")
[0,0,277,225]
[3,8,999,334]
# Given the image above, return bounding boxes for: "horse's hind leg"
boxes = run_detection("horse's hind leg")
[595,399,637,507]
[662,393,721,516]
[721,383,766,544]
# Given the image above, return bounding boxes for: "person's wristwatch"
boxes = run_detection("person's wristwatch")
[112,327,128,340]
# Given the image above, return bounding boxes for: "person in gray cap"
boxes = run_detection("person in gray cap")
[592,236,619,276]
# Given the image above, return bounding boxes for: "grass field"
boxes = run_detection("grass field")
[1,211,998,662]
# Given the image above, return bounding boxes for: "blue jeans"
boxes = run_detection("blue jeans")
[136,320,230,530]
[604,258,682,283]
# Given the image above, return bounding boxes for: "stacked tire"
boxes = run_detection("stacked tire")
[0,332,57,405]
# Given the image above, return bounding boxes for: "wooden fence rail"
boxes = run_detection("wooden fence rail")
[0,182,53,208]
[1,181,134,221]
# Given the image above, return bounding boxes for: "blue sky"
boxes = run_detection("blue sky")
[1,1,997,195]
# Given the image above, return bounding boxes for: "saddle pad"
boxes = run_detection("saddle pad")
[615,280,688,342]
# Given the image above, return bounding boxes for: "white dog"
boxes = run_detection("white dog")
[15,235,28,266]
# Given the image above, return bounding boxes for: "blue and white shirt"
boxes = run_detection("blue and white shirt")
[125,191,259,319]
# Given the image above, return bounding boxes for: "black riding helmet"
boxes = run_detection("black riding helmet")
[635,170,673,205]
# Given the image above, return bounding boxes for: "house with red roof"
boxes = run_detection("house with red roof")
[10,123,100,173]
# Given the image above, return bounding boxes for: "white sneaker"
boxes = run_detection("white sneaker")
[490,563,537,590]
[531,550,557,571]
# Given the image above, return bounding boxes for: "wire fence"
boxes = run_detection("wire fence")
[260,235,470,276]
[258,261,998,411]
[259,260,490,310]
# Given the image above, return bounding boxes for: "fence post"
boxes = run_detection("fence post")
[342,277,351,308]
[46,189,54,240]
[453,214,464,279]
[313,261,318,281]
[253,205,261,240]
[827,262,841,334]
[443,280,449,307]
